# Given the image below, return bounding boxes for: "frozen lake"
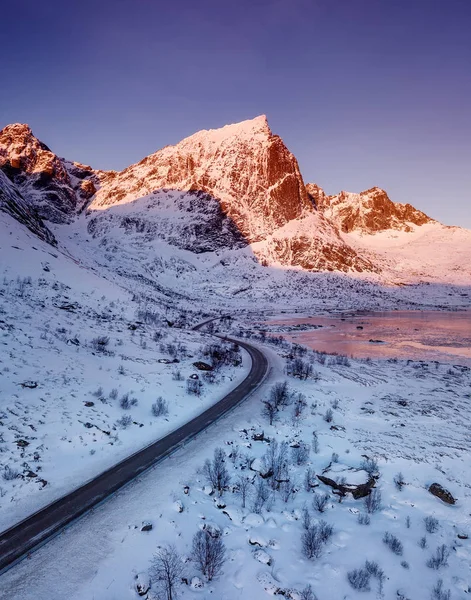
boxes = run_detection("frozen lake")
[266,310,471,367]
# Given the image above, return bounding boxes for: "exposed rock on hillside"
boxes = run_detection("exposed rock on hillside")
[307,183,432,234]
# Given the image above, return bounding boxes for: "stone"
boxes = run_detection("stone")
[428,483,456,505]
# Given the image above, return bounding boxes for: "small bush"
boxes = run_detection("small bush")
[116,415,132,429]
[394,471,405,491]
[91,335,110,353]
[383,532,403,555]
[304,467,316,492]
[347,568,370,591]
[172,369,184,381]
[419,536,428,549]
[323,408,333,423]
[427,544,450,570]
[187,378,203,396]
[109,388,118,400]
[119,392,138,410]
[424,516,439,534]
[300,584,317,600]
[364,488,382,514]
[401,561,410,569]
[291,443,310,466]
[92,386,104,398]
[432,579,451,600]
[152,397,169,417]
[331,452,339,463]
[360,457,379,477]
[2,465,19,481]
[312,492,329,513]
[358,513,371,526]
[312,431,319,454]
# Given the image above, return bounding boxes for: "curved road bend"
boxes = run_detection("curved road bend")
[0,333,268,573]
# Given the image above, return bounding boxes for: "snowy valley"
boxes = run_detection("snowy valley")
[0,117,470,600]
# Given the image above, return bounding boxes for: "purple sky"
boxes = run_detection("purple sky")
[1,0,470,227]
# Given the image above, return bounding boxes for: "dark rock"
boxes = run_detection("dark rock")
[84,401,94,407]
[84,422,93,429]
[25,470,37,478]
[20,381,37,389]
[429,483,456,505]
[317,474,377,500]
[141,522,153,532]
[193,361,213,371]
[16,439,30,447]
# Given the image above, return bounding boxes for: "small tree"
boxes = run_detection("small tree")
[270,381,291,409]
[192,529,226,581]
[262,399,277,425]
[150,545,184,600]
[236,475,251,509]
[203,448,231,496]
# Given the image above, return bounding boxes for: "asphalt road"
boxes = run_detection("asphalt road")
[0,331,268,574]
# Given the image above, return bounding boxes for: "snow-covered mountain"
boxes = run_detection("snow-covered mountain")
[0,117,470,285]
[306,183,432,234]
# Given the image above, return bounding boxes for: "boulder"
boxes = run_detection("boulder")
[428,483,456,505]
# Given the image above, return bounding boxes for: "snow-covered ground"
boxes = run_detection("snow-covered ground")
[1,331,469,600]
[0,212,248,530]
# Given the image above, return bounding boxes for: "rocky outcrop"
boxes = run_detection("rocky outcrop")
[428,483,456,505]
[0,124,96,223]
[307,184,432,234]
[0,170,56,245]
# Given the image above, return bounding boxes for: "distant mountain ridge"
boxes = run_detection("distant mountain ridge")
[0,117,469,283]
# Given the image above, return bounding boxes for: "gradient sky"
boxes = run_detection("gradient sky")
[1,0,470,227]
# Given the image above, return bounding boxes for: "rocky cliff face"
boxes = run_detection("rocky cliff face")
[91,116,312,242]
[307,183,432,234]
[0,170,56,245]
[89,116,372,272]
[0,124,97,223]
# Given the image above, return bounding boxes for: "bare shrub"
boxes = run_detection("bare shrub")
[427,544,450,570]
[287,357,313,380]
[262,440,289,490]
[394,471,405,491]
[360,457,379,477]
[269,381,291,409]
[2,465,19,481]
[300,584,317,600]
[109,388,118,400]
[186,378,203,396]
[172,369,183,381]
[312,491,329,513]
[301,521,333,559]
[424,516,439,534]
[203,448,230,495]
[419,536,428,549]
[364,488,382,514]
[358,513,371,526]
[252,478,270,513]
[304,467,316,492]
[152,397,169,417]
[323,408,333,423]
[236,475,251,509]
[91,335,110,353]
[383,532,403,555]
[291,443,310,466]
[116,415,132,429]
[191,529,226,581]
[292,393,308,419]
[120,392,138,409]
[432,579,451,600]
[312,431,319,454]
[262,400,277,425]
[302,506,311,530]
[150,544,184,600]
[92,386,104,398]
[347,568,370,591]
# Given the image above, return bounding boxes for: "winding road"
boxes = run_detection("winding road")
[0,326,268,574]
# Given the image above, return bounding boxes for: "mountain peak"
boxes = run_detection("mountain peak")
[308,183,432,234]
